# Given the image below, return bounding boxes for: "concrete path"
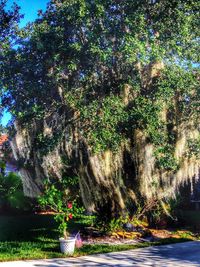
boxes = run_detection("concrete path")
[1,241,200,267]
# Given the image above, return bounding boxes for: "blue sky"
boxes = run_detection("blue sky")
[8,0,49,27]
[1,0,49,126]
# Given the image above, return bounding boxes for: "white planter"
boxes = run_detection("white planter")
[59,237,76,255]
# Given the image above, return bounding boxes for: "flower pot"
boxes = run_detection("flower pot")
[59,237,76,254]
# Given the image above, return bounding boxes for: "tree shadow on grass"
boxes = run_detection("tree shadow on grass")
[0,214,59,242]
[0,214,85,242]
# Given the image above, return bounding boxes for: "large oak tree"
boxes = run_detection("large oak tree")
[0,0,200,217]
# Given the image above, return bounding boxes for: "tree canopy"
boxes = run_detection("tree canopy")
[1,0,200,152]
[0,0,21,122]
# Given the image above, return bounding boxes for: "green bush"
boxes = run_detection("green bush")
[0,171,31,212]
[38,178,84,238]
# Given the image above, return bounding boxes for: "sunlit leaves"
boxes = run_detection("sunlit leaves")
[0,0,199,171]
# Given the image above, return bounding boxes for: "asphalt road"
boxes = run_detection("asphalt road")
[1,241,200,266]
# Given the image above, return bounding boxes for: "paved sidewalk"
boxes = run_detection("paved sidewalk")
[1,241,200,267]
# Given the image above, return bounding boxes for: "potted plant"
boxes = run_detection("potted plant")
[57,201,80,254]
[38,178,84,255]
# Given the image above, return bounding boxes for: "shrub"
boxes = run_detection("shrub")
[38,178,84,239]
[0,171,31,212]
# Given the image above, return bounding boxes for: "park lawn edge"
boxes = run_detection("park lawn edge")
[0,237,195,262]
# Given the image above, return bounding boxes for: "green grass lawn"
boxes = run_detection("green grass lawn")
[0,214,195,262]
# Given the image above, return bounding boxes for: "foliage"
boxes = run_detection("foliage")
[0,0,21,120]
[0,0,199,163]
[0,125,6,133]
[187,137,200,159]
[0,169,30,212]
[0,0,200,217]
[97,215,129,233]
[0,0,20,41]
[132,197,178,228]
[0,160,6,175]
[38,178,84,238]
[35,131,64,156]
[79,95,128,153]
[106,217,126,233]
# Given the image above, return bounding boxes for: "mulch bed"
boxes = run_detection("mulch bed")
[81,228,197,245]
